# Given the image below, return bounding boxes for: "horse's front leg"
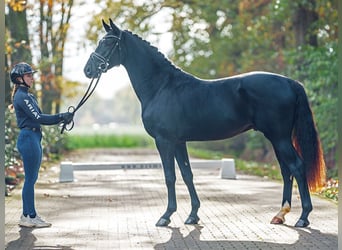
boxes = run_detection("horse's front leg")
[175,143,200,224]
[155,138,177,227]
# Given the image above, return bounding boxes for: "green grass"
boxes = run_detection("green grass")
[187,147,225,160]
[65,133,154,150]
[235,159,283,180]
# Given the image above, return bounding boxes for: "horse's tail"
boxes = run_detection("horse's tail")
[291,80,326,192]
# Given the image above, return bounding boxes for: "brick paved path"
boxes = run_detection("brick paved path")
[5,149,338,249]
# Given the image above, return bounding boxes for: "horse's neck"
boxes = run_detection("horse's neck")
[122,36,171,106]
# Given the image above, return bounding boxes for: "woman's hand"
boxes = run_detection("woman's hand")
[60,112,74,124]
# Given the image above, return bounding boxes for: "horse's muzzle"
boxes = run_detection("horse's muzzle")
[83,64,93,78]
[84,52,109,78]
[84,61,100,78]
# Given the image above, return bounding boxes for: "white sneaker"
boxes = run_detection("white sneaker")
[19,215,35,228]
[19,215,52,228]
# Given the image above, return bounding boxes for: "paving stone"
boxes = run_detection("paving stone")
[5,150,337,250]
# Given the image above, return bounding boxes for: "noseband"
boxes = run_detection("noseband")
[90,31,122,73]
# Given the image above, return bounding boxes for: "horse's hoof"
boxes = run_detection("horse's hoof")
[155,217,171,227]
[184,216,199,225]
[270,216,284,224]
[295,219,310,228]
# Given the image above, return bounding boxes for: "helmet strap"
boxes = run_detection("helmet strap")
[19,76,30,88]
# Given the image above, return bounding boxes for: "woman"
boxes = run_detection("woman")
[9,62,73,228]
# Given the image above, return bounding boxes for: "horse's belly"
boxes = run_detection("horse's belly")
[182,122,253,141]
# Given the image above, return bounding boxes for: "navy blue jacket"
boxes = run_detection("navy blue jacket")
[13,86,62,129]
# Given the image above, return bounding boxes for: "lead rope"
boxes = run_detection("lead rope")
[60,72,102,134]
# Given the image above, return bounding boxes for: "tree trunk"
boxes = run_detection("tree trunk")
[293,1,318,47]
[39,0,73,114]
[5,4,32,104]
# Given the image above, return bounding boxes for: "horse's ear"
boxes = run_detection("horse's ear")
[102,19,111,32]
[109,18,121,35]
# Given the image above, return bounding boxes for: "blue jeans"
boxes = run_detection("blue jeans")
[17,129,42,217]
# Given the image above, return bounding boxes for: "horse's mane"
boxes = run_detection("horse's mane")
[124,30,181,72]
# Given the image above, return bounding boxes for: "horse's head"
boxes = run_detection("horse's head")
[84,19,123,78]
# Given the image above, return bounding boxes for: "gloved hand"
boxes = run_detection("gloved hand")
[60,112,74,124]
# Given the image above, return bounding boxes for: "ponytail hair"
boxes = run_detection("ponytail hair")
[8,84,19,113]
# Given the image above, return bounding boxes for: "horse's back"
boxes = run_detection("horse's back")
[201,71,298,119]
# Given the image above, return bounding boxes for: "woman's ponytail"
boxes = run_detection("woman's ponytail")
[8,84,19,112]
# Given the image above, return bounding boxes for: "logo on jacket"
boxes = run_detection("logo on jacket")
[24,99,41,119]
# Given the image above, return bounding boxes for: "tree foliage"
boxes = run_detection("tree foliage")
[36,0,74,113]
[86,0,337,170]
[5,0,74,113]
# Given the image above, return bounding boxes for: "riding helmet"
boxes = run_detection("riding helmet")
[10,62,37,84]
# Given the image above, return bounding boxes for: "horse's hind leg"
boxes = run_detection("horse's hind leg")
[155,138,177,227]
[271,139,312,227]
[271,158,293,224]
[175,143,200,224]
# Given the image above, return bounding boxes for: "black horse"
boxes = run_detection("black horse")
[84,19,326,228]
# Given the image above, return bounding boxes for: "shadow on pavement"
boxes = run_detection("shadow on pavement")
[6,227,74,250]
[154,225,338,250]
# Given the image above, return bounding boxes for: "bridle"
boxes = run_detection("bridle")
[60,31,122,134]
[89,31,122,74]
